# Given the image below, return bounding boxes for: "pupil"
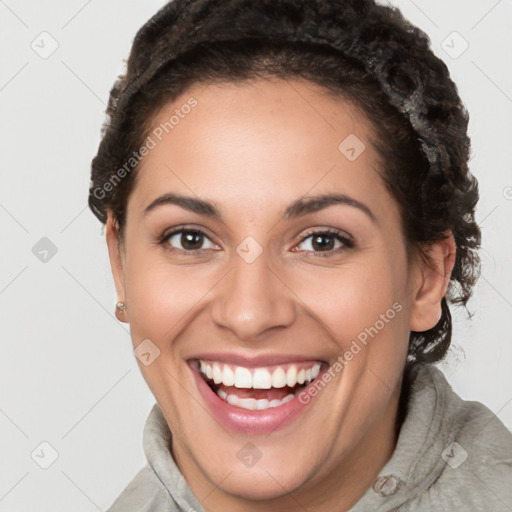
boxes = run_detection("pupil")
[182,231,203,250]
[313,234,334,251]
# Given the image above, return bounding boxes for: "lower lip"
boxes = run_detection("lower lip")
[191,365,317,435]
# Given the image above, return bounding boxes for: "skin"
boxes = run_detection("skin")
[106,78,456,511]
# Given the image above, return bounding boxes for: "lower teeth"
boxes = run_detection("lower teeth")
[216,388,299,410]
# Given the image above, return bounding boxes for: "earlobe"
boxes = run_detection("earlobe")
[105,213,128,322]
[409,231,456,332]
[115,301,127,322]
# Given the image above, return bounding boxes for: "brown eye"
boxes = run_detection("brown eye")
[180,231,204,250]
[162,229,217,252]
[311,233,336,251]
[295,230,354,256]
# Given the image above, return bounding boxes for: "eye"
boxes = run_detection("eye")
[158,227,353,257]
[160,228,218,253]
[294,229,354,256]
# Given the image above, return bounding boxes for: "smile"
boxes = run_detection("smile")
[198,360,322,411]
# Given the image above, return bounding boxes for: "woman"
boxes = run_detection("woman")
[88,0,512,510]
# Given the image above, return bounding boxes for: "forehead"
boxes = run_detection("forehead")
[128,78,396,222]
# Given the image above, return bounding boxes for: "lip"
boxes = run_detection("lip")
[186,351,325,368]
[189,357,327,435]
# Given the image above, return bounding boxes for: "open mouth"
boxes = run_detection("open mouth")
[196,360,323,411]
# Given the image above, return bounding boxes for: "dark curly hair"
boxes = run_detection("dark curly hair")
[88,0,481,364]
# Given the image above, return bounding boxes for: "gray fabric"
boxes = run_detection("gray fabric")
[107,364,512,511]
[350,364,512,511]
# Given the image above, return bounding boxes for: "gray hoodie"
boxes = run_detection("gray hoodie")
[107,364,512,511]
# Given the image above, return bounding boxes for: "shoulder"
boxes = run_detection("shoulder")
[406,364,512,509]
[422,364,512,468]
[106,465,171,512]
[351,364,512,511]
[106,402,204,512]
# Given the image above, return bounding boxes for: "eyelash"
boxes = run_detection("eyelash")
[158,226,354,258]
[294,228,355,257]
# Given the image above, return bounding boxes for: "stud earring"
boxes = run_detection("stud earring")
[116,301,127,312]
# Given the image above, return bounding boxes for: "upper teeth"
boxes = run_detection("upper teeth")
[199,361,321,389]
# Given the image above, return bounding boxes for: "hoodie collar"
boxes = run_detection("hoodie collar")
[349,364,454,510]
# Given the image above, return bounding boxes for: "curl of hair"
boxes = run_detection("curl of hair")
[89,0,481,364]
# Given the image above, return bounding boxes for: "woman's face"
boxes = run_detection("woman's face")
[107,78,450,509]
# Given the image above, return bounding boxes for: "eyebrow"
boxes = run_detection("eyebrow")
[143,192,376,223]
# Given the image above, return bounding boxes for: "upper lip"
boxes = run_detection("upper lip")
[186,352,326,367]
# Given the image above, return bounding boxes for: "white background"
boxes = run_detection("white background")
[1,1,511,510]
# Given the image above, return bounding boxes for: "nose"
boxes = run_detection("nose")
[210,250,297,342]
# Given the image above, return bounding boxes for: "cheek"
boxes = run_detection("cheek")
[123,253,215,344]
[288,260,403,347]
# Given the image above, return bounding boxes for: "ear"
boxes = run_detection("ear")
[105,213,128,322]
[409,230,456,332]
